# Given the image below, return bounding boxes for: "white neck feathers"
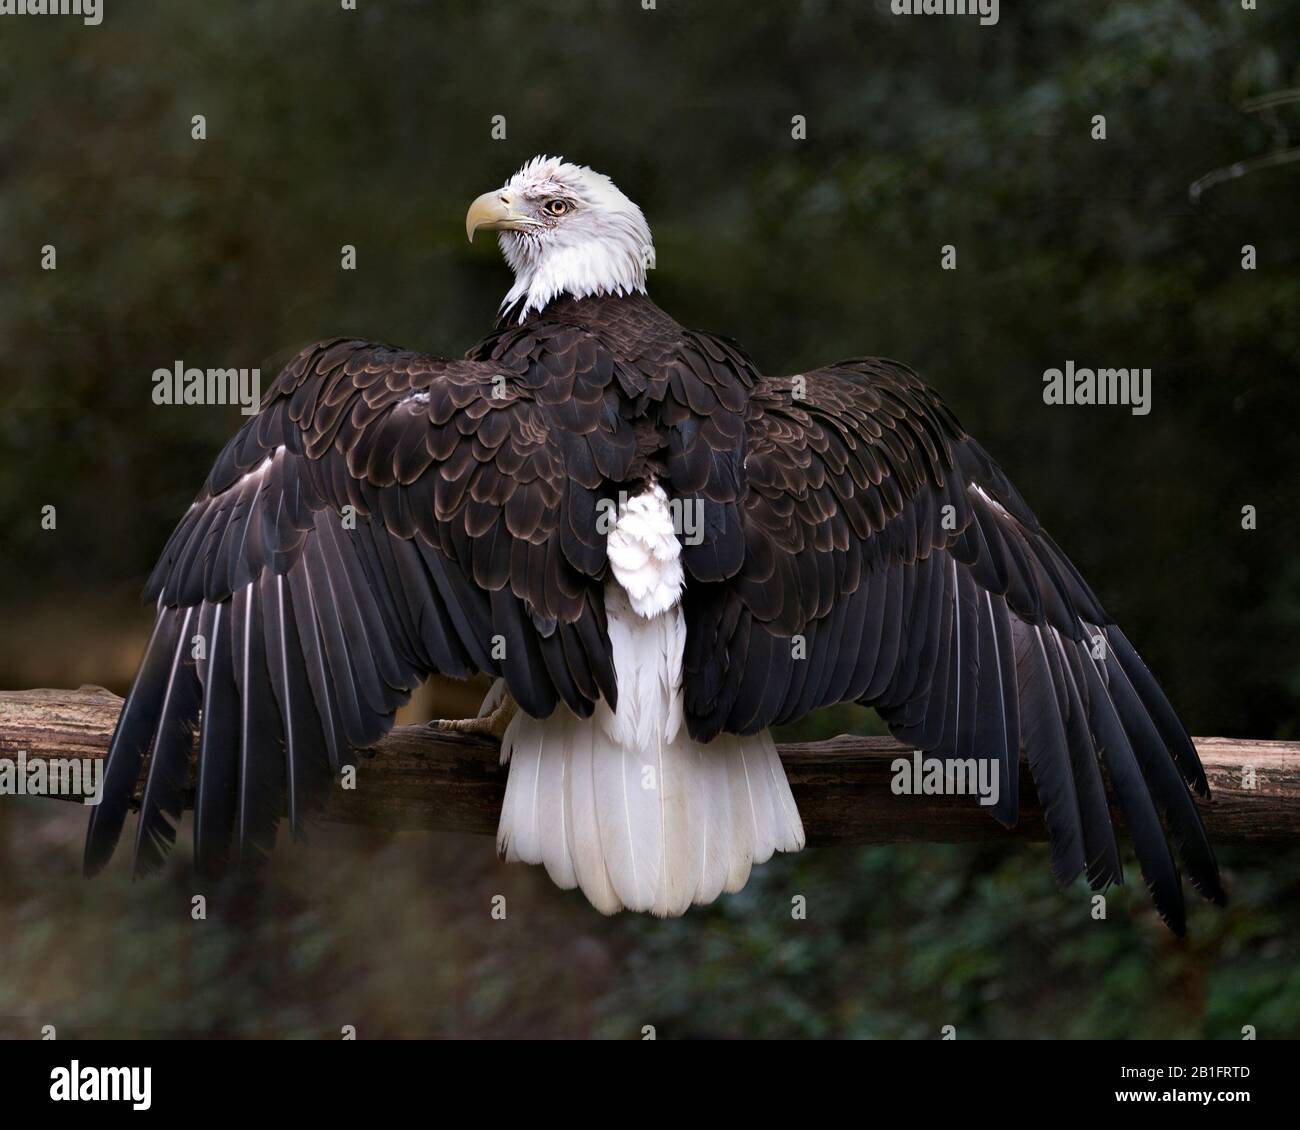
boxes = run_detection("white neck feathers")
[502,233,652,321]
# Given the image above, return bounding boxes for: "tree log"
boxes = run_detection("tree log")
[1,686,1297,845]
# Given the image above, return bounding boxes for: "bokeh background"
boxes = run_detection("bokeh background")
[1,0,1298,1038]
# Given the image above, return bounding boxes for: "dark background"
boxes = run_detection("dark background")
[0,0,1297,1038]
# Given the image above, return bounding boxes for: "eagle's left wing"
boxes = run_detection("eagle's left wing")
[86,332,631,877]
[681,358,1222,933]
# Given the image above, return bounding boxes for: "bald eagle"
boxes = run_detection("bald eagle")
[86,157,1222,931]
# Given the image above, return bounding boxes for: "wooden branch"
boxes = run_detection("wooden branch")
[2,686,1297,846]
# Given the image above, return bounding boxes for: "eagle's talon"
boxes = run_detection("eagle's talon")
[430,694,517,740]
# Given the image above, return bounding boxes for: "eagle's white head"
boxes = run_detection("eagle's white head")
[466,156,655,321]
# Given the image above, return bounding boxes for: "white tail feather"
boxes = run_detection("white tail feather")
[498,703,805,914]
[496,578,805,916]
[564,716,621,914]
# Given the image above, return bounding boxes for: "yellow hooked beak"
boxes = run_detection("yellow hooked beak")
[465,190,541,242]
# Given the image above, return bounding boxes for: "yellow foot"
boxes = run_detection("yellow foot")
[431,693,517,740]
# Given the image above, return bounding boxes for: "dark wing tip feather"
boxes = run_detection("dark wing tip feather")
[131,606,203,877]
[84,607,185,876]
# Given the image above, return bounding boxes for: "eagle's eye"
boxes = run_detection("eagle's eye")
[543,198,571,217]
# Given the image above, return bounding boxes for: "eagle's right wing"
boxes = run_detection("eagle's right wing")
[682,358,1222,933]
[87,331,633,878]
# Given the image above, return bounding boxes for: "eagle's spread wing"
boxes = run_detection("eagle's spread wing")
[681,358,1222,932]
[87,333,633,877]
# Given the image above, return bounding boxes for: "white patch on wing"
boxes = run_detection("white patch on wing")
[198,445,283,508]
[605,483,683,618]
[972,484,1015,523]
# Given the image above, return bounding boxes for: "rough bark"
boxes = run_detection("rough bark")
[1,686,1296,845]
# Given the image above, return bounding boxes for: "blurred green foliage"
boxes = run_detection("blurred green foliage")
[3,801,1297,1039]
[0,1,1297,1038]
